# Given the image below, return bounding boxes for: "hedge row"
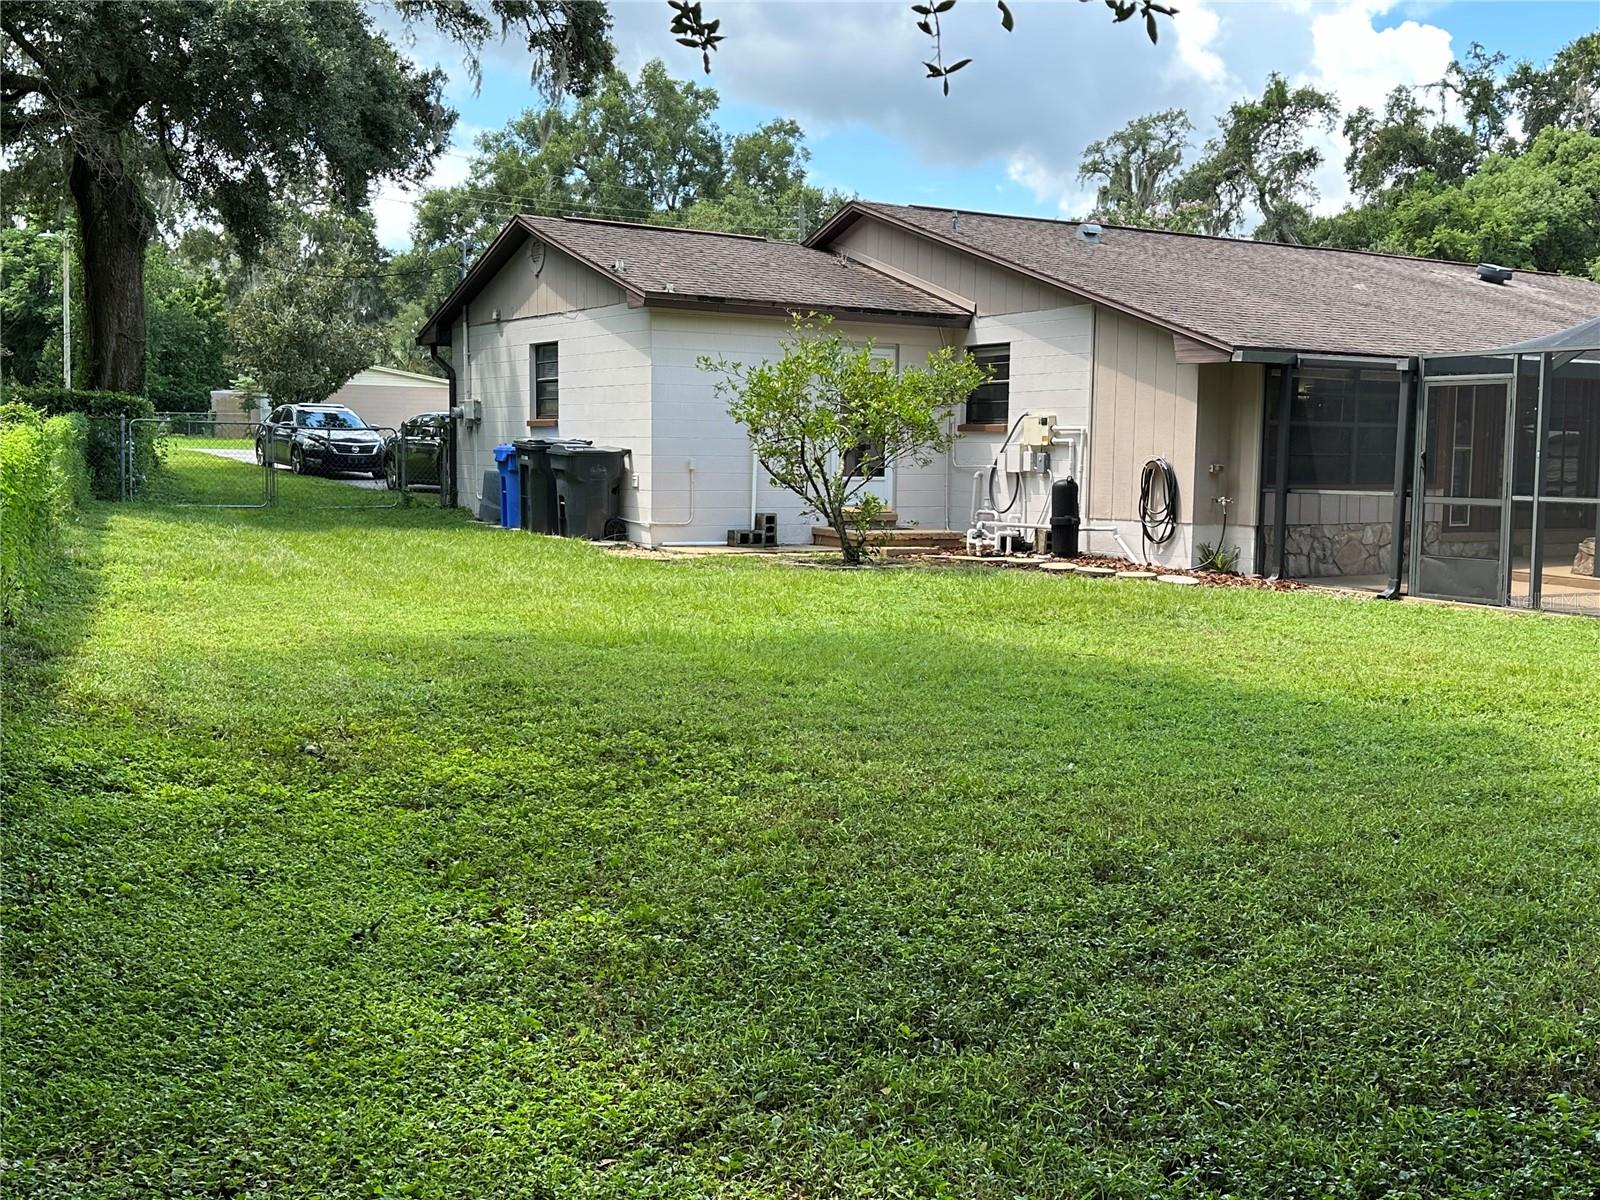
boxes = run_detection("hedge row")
[3,386,158,498]
[0,404,90,623]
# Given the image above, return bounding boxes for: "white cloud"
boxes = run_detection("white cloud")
[370,132,478,249]
[1303,0,1453,112]
[1297,0,1456,213]
[1174,0,1229,87]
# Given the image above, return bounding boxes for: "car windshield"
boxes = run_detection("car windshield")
[298,410,366,430]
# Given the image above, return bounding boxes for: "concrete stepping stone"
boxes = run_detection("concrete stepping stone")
[1039,562,1079,573]
[1157,573,1199,585]
[1077,566,1116,578]
[1116,570,1158,581]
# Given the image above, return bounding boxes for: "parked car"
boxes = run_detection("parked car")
[383,412,451,491]
[255,404,386,478]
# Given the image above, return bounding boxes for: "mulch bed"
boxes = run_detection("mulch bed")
[912,550,1315,591]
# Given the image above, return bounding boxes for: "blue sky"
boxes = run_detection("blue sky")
[373,1,1598,246]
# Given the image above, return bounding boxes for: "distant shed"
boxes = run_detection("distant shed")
[209,365,449,429]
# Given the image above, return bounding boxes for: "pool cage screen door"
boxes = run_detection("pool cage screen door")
[1415,335,1600,616]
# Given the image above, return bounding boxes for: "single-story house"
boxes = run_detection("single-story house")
[416,201,1600,604]
[210,365,448,429]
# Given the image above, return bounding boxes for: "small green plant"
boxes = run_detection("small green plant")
[230,373,268,420]
[1195,539,1240,572]
[700,314,986,565]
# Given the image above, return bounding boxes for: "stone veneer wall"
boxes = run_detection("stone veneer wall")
[1293,522,1396,578]
[1260,490,1404,580]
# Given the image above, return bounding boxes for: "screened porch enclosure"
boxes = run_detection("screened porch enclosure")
[1417,322,1600,616]
[1257,362,1409,590]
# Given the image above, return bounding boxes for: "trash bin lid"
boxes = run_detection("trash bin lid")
[493,443,517,462]
[546,442,626,459]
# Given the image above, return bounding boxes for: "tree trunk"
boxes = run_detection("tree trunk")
[69,151,151,394]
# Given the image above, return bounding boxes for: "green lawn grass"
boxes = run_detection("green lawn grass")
[5,490,1600,1198]
[142,438,399,509]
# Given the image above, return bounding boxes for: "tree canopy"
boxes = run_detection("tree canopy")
[1,0,451,392]
[1074,34,1600,277]
[1078,109,1194,227]
[1172,74,1339,243]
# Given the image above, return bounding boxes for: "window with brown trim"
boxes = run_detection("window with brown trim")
[531,342,559,420]
[965,344,1009,426]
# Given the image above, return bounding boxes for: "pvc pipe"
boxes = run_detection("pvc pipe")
[612,460,697,533]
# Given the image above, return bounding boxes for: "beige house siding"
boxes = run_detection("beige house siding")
[832,217,1074,316]
[1086,314,1267,569]
[469,239,627,323]
[1195,362,1264,534]
[1089,307,1199,524]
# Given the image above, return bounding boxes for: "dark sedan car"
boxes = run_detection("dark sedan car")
[255,404,386,478]
[383,412,451,491]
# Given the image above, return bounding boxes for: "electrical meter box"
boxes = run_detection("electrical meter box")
[1019,412,1057,447]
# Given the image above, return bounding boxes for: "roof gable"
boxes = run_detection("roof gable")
[417,215,970,345]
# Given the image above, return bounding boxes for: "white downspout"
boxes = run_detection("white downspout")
[749,449,760,530]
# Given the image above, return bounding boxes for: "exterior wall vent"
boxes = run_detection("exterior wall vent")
[1076,222,1103,244]
[1477,262,1513,284]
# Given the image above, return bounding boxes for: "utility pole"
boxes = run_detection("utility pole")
[61,230,71,388]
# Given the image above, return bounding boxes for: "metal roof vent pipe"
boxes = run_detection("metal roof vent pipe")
[1076,222,1103,245]
[950,211,961,233]
[1477,262,1513,284]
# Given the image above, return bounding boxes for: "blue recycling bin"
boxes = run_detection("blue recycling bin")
[493,443,521,529]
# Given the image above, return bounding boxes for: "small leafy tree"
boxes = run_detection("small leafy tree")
[701,316,986,565]
[229,374,268,421]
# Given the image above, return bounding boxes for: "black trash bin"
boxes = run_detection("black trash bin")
[547,444,629,539]
[514,438,591,534]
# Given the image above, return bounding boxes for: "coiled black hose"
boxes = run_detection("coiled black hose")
[1138,457,1178,558]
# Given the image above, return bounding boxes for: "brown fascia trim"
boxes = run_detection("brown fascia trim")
[807,201,1235,356]
[639,293,972,328]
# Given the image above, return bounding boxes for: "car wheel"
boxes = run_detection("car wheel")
[290,445,306,475]
[254,439,265,465]
[383,455,400,489]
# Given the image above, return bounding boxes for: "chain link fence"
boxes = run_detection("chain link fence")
[111,414,452,510]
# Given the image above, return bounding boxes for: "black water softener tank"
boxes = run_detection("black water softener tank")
[1050,477,1081,557]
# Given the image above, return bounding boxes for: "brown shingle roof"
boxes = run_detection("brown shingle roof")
[519,216,967,322]
[813,201,1600,357]
[417,214,969,345]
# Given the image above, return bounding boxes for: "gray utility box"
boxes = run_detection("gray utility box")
[514,438,591,534]
[477,470,501,524]
[548,444,630,539]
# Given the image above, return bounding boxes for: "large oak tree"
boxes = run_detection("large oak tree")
[0,1,461,393]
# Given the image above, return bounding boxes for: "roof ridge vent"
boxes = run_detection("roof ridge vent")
[1076,222,1103,245]
[1477,262,1512,284]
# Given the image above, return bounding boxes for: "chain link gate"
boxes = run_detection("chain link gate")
[121,414,449,510]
